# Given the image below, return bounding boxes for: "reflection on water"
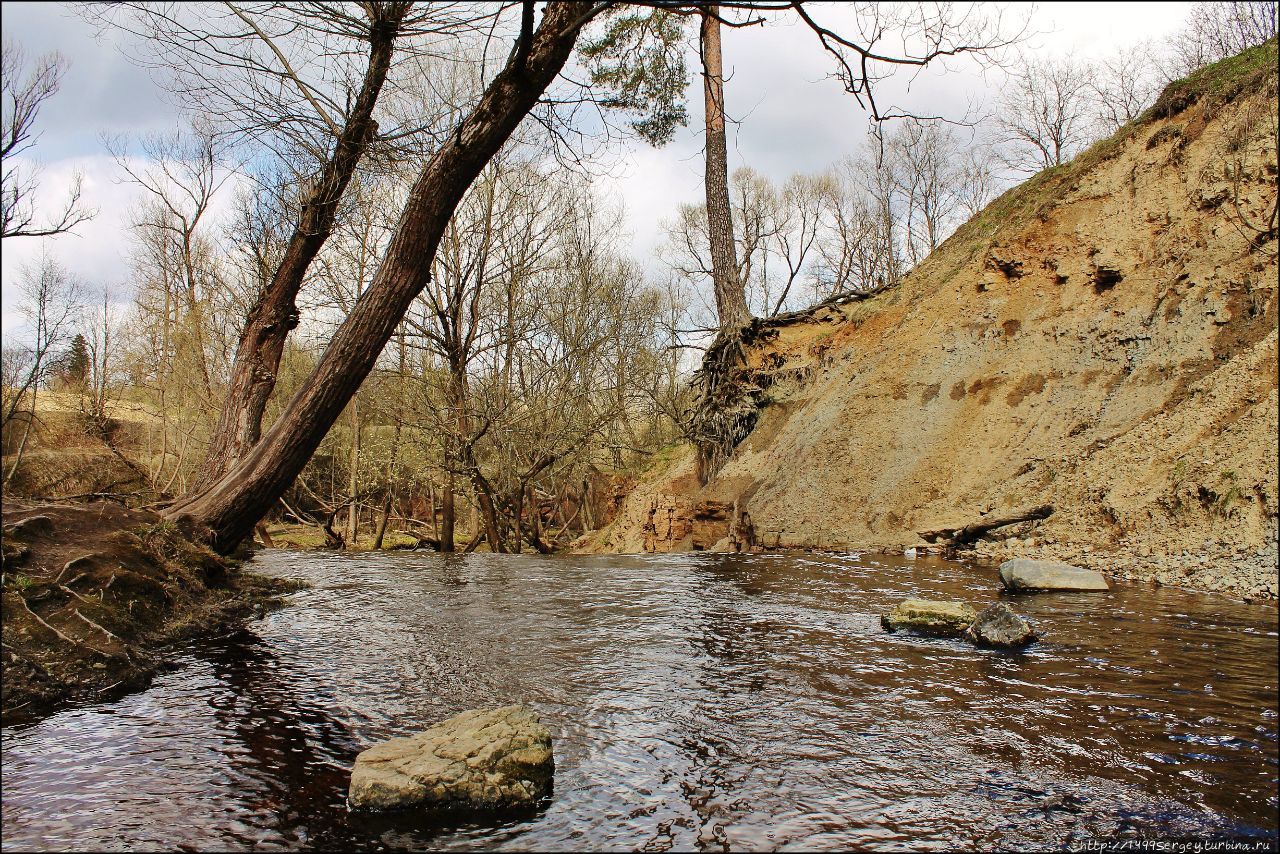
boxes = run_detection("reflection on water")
[2,551,1277,851]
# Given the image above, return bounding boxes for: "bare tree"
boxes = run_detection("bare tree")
[995,54,1097,173]
[1166,1,1278,79]
[1090,42,1163,133]
[112,125,232,401]
[3,252,82,487]
[954,145,1000,220]
[814,153,905,296]
[114,125,243,496]
[1,40,95,238]
[888,119,966,263]
[80,285,123,432]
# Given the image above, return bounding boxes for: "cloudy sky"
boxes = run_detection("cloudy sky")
[1,1,1195,336]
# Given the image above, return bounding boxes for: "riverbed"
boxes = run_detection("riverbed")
[2,550,1277,850]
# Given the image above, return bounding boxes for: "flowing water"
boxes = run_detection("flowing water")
[2,551,1277,851]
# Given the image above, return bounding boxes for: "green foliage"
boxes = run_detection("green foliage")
[53,333,89,388]
[579,8,690,146]
[1146,38,1279,121]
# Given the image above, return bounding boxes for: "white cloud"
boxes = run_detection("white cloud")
[1,153,248,338]
[1,155,143,335]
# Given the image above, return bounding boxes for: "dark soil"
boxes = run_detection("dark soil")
[1,499,302,724]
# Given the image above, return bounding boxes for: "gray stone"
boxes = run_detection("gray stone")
[881,598,977,637]
[349,705,554,812]
[999,559,1110,592]
[965,602,1038,648]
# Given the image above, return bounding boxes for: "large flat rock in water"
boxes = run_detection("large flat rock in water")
[349,705,554,811]
[881,598,977,637]
[999,559,1110,592]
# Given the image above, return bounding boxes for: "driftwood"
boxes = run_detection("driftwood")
[918,505,1054,547]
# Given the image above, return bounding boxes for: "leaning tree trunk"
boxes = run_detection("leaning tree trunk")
[701,6,750,332]
[190,4,406,492]
[165,2,588,553]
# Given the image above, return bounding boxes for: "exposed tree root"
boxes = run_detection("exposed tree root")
[689,286,892,485]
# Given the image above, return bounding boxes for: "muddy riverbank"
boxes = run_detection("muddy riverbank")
[1,501,299,722]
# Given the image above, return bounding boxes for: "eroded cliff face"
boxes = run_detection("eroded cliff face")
[581,46,1279,600]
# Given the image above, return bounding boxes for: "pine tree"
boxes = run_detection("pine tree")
[55,333,89,389]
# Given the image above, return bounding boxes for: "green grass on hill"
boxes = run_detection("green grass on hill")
[930,38,1279,282]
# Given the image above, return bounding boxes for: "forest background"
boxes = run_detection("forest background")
[2,1,1274,553]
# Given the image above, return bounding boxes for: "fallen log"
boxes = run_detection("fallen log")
[918,505,1054,547]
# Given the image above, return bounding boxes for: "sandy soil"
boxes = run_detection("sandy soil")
[580,47,1279,602]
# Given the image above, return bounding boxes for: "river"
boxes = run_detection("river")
[2,550,1277,850]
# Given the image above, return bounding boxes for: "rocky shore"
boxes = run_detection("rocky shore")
[968,524,1279,602]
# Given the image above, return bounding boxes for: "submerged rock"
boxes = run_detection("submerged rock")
[999,559,1110,592]
[965,602,1038,648]
[349,704,554,812]
[881,598,977,637]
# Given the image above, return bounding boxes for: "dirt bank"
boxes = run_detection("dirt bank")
[1,500,301,723]
[579,44,1280,601]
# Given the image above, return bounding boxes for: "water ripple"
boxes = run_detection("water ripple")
[2,550,1277,851]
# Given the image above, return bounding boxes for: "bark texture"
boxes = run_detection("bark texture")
[191,3,407,492]
[165,3,589,553]
[701,6,750,332]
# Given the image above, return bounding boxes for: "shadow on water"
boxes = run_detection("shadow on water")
[191,626,366,844]
[2,550,1277,851]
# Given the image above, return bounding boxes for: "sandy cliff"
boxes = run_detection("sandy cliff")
[582,44,1280,600]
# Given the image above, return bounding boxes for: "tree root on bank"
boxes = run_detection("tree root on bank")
[13,593,111,659]
[688,329,761,485]
[688,287,893,486]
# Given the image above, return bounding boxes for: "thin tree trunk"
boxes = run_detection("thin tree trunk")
[428,481,439,539]
[373,417,401,550]
[165,3,587,553]
[345,400,360,547]
[466,460,505,553]
[512,486,525,554]
[441,467,456,552]
[581,478,595,531]
[4,393,35,489]
[701,6,750,331]
[533,491,544,542]
[190,4,407,492]
[372,491,393,549]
